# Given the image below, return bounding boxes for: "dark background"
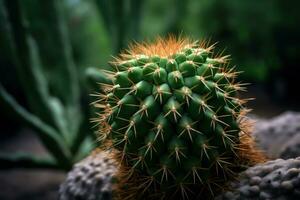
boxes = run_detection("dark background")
[0,0,300,199]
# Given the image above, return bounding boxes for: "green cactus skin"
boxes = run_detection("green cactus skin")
[97,37,253,199]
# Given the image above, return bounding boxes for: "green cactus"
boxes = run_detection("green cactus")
[97,37,262,199]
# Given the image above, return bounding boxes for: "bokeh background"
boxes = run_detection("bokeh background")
[0,0,299,199]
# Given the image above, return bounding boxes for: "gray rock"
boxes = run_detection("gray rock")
[60,153,300,200]
[215,157,300,200]
[59,151,117,200]
[253,111,300,158]
[280,134,300,159]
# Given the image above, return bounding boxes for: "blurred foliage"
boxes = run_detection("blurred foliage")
[0,0,106,170]
[141,0,299,82]
[65,0,299,82]
[0,0,299,170]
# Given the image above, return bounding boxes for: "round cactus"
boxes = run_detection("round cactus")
[96,37,264,199]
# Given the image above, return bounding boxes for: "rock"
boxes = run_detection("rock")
[280,134,300,159]
[253,111,300,158]
[58,151,117,200]
[60,154,300,200]
[215,157,300,200]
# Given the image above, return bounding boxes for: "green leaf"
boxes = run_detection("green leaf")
[0,84,72,170]
[0,152,59,170]
[21,0,80,106]
[85,67,113,86]
[4,0,64,132]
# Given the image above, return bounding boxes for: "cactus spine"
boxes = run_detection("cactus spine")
[96,37,264,199]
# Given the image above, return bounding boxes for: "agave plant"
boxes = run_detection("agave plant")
[0,0,109,170]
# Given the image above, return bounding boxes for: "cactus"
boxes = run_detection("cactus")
[96,37,264,199]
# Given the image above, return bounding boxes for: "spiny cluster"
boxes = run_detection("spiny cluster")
[95,37,253,199]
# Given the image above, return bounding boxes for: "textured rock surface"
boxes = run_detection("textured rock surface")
[60,154,300,200]
[253,111,300,158]
[215,157,300,200]
[59,151,117,200]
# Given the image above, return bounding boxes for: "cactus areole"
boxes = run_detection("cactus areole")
[96,37,261,199]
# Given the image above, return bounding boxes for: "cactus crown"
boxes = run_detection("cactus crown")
[96,36,258,199]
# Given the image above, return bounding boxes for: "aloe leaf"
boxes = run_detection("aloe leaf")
[0,84,72,169]
[95,0,125,53]
[69,67,111,155]
[94,0,113,36]
[3,0,66,133]
[23,0,80,106]
[85,67,112,86]
[0,152,59,170]
[128,0,144,40]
